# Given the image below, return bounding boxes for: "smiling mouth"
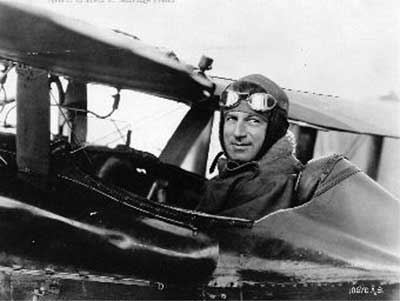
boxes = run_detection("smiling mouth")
[231,143,251,148]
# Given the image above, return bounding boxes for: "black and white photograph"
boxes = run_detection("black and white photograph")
[0,0,398,299]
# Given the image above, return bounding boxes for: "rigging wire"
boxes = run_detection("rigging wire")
[50,77,186,159]
[49,81,130,155]
[111,118,126,143]
[86,124,131,148]
[59,106,116,120]
[56,89,121,120]
[0,86,7,115]
[132,106,186,128]
[49,90,74,138]
[3,105,16,128]
[0,62,16,116]
[49,87,93,166]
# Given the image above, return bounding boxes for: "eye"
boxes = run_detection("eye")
[224,114,237,122]
[248,117,261,125]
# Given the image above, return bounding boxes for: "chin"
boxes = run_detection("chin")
[229,153,254,163]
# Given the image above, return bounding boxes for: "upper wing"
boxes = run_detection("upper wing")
[1,1,397,138]
[213,76,400,139]
[0,2,214,104]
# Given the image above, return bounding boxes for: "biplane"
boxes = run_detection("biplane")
[0,2,399,300]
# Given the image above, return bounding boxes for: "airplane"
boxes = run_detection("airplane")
[0,1,399,300]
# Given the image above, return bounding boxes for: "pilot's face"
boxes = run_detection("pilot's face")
[223,111,267,162]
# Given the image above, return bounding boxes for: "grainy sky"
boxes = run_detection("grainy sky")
[15,0,400,100]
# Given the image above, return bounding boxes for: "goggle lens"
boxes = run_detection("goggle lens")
[248,93,277,111]
[225,90,240,107]
[220,90,277,112]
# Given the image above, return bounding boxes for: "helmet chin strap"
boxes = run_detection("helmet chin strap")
[209,151,224,174]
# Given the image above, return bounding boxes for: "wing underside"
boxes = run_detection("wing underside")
[0,2,214,105]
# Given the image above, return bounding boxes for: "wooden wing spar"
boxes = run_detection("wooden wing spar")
[0,1,214,105]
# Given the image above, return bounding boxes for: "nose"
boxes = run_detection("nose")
[233,120,247,139]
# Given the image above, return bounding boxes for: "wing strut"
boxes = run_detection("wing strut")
[159,105,214,176]
[62,80,88,147]
[16,66,50,183]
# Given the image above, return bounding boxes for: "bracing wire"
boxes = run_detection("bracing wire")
[49,82,130,153]
[0,62,16,116]
[58,106,117,120]
[3,105,16,128]
[56,89,120,120]
[50,88,95,167]
[111,119,126,143]
[0,86,7,115]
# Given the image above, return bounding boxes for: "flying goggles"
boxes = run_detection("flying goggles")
[220,90,278,112]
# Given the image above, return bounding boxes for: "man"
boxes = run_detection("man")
[196,74,303,220]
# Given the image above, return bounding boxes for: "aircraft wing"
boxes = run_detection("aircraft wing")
[0,2,214,105]
[213,76,400,138]
[1,1,397,138]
